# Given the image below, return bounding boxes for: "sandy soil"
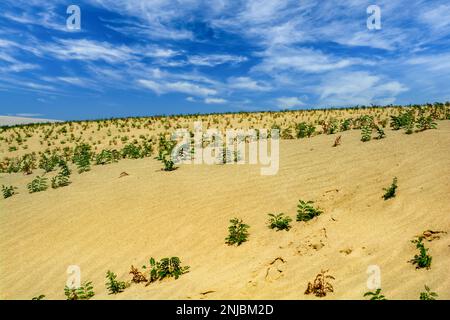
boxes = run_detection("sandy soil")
[0,121,449,300]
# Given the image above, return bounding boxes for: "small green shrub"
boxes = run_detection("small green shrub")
[2,185,17,199]
[225,218,250,246]
[27,176,48,193]
[364,288,387,300]
[419,285,438,300]
[64,281,95,300]
[144,257,190,283]
[416,116,437,131]
[296,122,315,138]
[382,177,398,200]
[361,125,372,142]
[409,237,432,269]
[375,126,386,139]
[31,294,46,300]
[73,143,92,173]
[105,271,128,294]
[268,213,292,231]
[297,200,323,222]
[51,172,70,189]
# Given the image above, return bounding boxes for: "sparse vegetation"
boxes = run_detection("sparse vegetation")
[297,200,323,222]
[409,237,432,269]
[267,213,292,231]
[364,288,387,300]
[105,271,128,294]
[419,285,438,300]
[382,177,398,200]
[143,257,190,283]
[304,270,335,297]
[27,176,48,193]
[225,218,250,246]
[64,281,95,300]
[2,185,17,199]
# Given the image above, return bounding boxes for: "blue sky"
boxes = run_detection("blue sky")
[1,0,450,121]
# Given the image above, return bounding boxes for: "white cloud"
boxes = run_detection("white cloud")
[227,76,271,91]
[318,72,408,106]
[204,97,227,104]
[188,54,247,67]
[138,79,217,97]
[276,96,304,109]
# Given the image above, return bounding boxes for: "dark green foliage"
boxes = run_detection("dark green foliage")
[31,294,46,300]
[225,218,250,246]
[27,176,48,193]
[2,185,17,199]
[297,200,323,222]
[51,171,70,189]
[296,122,315,138]
[39,153,61,172]
[420,285,438,300]
[375,126,386,139]
[105,271,128,294]
[382,177,398,200]
[58,160,71,177]
[340,118,352,131]
[95,149,120,165]
[73,143,92,173]
[121,143,142,159]
[64,281,95,300]
[410,237,432,269]
[390,110,414,131]
[364,288,387,300]
[20,153,36,175]
[144,257,190,283]
[361,125,372,142]
[268,213,292,231]
[416,116,437,131]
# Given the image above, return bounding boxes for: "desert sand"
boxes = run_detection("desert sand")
[0,109,449,300]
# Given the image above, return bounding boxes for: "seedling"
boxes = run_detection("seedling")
[225,218,250,246]
[2,185,17,199]
[64,281,95,300]
[409,237,432,269]
[419,285,438,300]
[143,257,190,284]
[105,271,128,294]
[304,270,335,297]
[297,200,323,222]
[364,288,387,300]
[267,213,292,231]
[361,125,372,142]
[31,294,46,300]
[27,176,48,193]
[382,177,398,200]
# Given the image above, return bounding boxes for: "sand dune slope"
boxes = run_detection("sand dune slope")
[0,122,449,300]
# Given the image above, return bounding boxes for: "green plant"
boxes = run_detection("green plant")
[105,271,128,294]
[73,143,92,173]
[51,172,70,189]
[416,116,437,131]
[297,200,323,222]
[296,122,315,138]
[64,281,95,300]
[409,237,432,269]
[382,177,398,200]
[268,213,292,231]
[420,285,438,300]
[375,126,386,139]
[162,156,176,171]
[27,176,48,193]
[2,185,17,199]
[364,288,387,300]
[31,294,46,300]
[225,218,250,246]
[361,125,372,142]
[144,257,190,283]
